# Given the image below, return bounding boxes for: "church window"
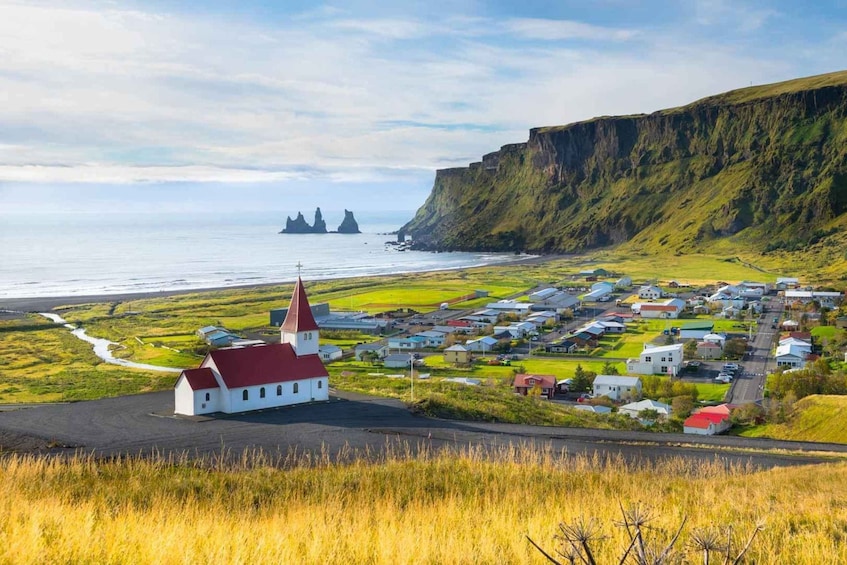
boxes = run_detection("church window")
[243,390,249,401]
[293,383,299,394]
[318,380,322,389]
[277,385,282,396]
[205,392,210,401]
[260,387,266,399]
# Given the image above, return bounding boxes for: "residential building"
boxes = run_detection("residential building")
[318,344,342,362]
[529,287,559,302]
[443,344,471,364]
[387,336,427,350]
[626,343,684,376]
[633,298,685,319]
[615,276,632,289]
[465,336,498,353]
[415,330,447,348]
[383,354,415,369]
[592,375,642,401]
[546,339,577,354]
[619,399,672,420]
[354,343,388,361]
[775,277,800,290]
[684,406,732,435]
[696,341,722,359]
[513,374,556,398]
[638,285,664,300]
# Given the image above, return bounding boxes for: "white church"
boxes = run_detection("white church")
[174,277,330,416]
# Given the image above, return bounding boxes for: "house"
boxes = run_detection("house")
[205,330,239,348]
[568,332,598,348]
[383,353,415,369]
[174,277,329,416]
[696,341,723,359]
[485,300,533,315]
[318,344,343,362]
[619,399,672,420]
[775,277,800,290]
[465,336,498,353]
[388,336,427,350]
[776,339,813,369]
[684,411,732,435]
[443,344,471,364]
[633,298,685,319]
[626,343,684,376]
[513,374,556,398]
[615,276,632,289]
[596,320,626,333]
[447,319,473,330]
[702,333,726,346]
[638,285,664,300]
[354,343,388,361]
[532,292,581,311]
[583,286,613,302]
[546,339,577,354]
[573,405,613,414]
[784,290,844,308]
[679,321,714,340]
[197,325,223,338]
[592,375,642,401]
[415,330,447,347]
[579,268,608,278]
[494,322,534,338]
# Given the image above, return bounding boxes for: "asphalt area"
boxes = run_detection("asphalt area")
[0,390,844,469]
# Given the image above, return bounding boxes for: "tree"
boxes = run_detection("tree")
[671,396,694,419]
[723,338,747,359]
[571,364,594,393]
[601,361,620,375]
[683,339,698,358]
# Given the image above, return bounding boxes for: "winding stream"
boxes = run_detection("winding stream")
[39,313,182,373]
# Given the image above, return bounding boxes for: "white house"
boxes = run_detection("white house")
[776,339,812,369]
[638,285,664,300]
[775,277,799,290]
[415,330,447,347]
[626,343,684,376]
[702,333,727,347]
[388,336,426,350]
[485,300,533,314]
[633,298,685,319]
[619,399,672,420]
[174,277,329,416]
[615,276,632,289]
[318,344,343,362]
[592,375,642,401]
[583,286,613,302]
[384,353,415,369]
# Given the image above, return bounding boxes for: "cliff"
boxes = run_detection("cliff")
[402,71,847,265]
[337,210,361,234]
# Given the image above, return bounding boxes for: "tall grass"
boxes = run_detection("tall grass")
[0,445,845,563]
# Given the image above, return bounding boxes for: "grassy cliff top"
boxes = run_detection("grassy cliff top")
[533,69,847,135]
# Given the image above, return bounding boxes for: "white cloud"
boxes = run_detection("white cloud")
[0,0,834,190]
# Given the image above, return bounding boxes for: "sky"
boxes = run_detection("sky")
[1,0,846,215]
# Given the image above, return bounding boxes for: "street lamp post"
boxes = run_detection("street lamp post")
[409,352,414,402]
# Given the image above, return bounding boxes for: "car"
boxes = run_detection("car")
[723,363,739,372]
[714,376,731,384]
[577,393,593,403]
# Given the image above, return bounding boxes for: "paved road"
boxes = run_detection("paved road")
[728,300,784,404]
[0,390,843,469]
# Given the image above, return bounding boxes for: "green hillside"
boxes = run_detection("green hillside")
[403,71,847,280]
[740,395,847,443]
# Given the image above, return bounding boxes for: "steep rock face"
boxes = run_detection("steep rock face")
[281,212,313,234]
[312,207,328,233]
[402,71,847,255]
[337,210,361,233]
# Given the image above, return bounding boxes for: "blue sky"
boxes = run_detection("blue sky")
[0,0,846,214]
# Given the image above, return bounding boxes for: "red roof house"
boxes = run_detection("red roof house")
[513,374,557,398]
[683,411,731,435]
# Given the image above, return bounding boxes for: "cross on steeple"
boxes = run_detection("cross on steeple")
[296,261,303,277]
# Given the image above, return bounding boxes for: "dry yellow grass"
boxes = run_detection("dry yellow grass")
[0,446,845,563]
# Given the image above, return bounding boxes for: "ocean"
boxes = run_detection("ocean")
[0,210,522,299]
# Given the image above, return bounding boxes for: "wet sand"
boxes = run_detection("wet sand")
[1,254,568,313]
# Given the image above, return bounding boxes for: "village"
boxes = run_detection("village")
[180,269,847,437]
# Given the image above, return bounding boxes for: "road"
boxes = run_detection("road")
[727,299,784,404]
[0,390,843,469]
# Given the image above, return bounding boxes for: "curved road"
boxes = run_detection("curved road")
[0,390,843,469]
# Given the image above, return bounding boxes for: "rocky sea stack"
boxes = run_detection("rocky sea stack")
[280,208,361,234]
[337,210,361,234]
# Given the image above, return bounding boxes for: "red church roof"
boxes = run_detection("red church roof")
[207,343,328,388]
[179,367,219,390]
[280,277,320,333]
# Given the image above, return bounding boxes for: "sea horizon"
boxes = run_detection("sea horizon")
[0,210,526,299]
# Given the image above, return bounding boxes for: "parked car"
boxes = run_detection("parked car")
[714,375,732,384]
[577,393,593,403]
[723,363,739,372]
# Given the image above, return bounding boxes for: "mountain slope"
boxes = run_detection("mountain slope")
[402,71,847,273]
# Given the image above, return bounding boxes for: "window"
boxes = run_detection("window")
[260,387,266,399]
[661,357,666,362]
[277,385,282,396]
[645,356,652,362]
[243,390,249,401]
[318,380,322,389]
[205,392,210,401]
[293,383,299,394]
[660,366,667,373]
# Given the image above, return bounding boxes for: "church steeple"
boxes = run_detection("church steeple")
[280,277,319,356]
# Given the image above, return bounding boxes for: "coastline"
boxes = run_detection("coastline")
[1,253,567,313]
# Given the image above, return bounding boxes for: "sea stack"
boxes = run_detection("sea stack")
[281,212,313,234]
[336,210,361,234]
[312,207,328,233]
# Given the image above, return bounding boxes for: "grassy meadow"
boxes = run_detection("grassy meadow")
[0,447,846,564]
[740,395,847,443]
